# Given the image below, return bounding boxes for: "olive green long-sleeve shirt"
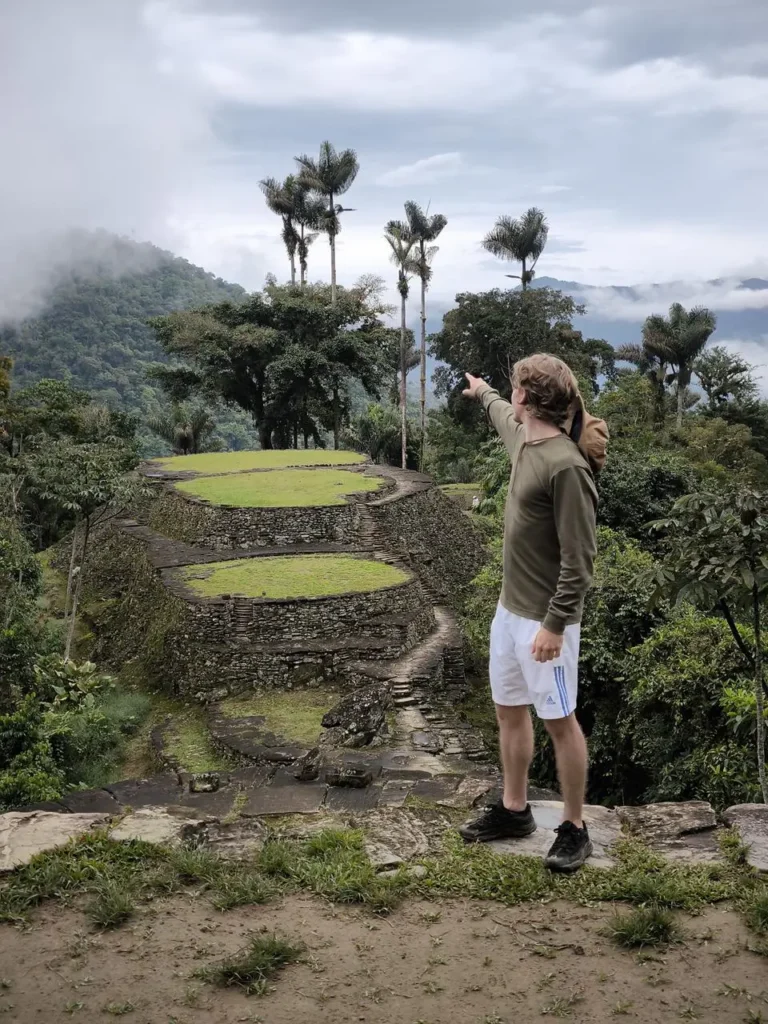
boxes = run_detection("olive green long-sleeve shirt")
[477,382,598,634]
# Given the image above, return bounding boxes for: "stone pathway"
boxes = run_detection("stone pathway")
[8,783,767,876]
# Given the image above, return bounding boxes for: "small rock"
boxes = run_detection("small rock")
[292,748,321,782]
[366,842,405,871]
[408,864,427,879]
[325,764,374,789]
[190,773,220,794]
[321,685,390,747]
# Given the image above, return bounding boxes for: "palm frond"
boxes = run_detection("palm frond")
[482,216,519,260]
[296,141,359,196]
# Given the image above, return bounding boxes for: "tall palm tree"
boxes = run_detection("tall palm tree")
[295,141,359,303]
[260,175,301,285]
[384,220,418,469]
[404,201,447,470]
[482,207,548,289]
[643,303,718,428]
[294,188,326,286]
[147,403,216,455]
[616,336,672,426]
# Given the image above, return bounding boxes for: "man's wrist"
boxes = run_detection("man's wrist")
[541,613,565,635]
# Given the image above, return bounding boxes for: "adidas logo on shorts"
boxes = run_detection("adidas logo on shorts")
[545,695,557,706]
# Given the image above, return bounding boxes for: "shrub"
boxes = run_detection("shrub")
[597,444,694,543]
[531,529,666,804]
[626,613,760,807]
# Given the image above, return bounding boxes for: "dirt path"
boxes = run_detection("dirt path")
[0,896,764,1023]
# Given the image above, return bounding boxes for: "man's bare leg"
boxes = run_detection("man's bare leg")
[543,714,588,827]
[496,704,534,812]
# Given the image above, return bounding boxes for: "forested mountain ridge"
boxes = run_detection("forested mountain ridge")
[0,233,246,417]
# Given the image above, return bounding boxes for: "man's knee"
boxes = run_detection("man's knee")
[542,713,582,742]
[495,703,530,729]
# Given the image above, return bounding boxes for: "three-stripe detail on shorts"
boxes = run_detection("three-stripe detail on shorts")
[553,665,569,716]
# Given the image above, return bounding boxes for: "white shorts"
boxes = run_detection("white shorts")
[489,603,580,720]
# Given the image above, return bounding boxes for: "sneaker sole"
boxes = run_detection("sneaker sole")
[459,823,537,844]
[544,839,594,872]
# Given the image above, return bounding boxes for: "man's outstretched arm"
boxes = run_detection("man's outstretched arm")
[463,373,521,456]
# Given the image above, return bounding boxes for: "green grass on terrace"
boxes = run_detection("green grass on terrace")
[173,468,383,507]
[152,449,366,475]
[439,482,481,494]
[219,689,337,746]
[177,553,409,599]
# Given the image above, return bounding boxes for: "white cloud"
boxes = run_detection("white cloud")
[376,152,466,187]
[718,337,768,394]
[565,277,768,322]
[0,0,215,321]
[146,3,768,117]
[537,185,572,194]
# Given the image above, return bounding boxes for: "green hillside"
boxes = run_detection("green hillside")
[0,232,252,453]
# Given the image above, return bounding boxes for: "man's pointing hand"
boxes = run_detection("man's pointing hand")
[462,372,486,399]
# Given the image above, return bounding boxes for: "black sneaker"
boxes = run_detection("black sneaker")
[544,821,593,872]
[459,801,537,843]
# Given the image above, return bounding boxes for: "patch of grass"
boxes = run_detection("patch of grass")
[103,1002,136,1015]
[209,870,273,911]
[606,906,680,948]
[163,705,232,773]
[195,933,304,996]
[541,991,584,1017]
[153,449,366,475]
[168,847,223,886]
[439,483,481,494]
[743,889,768,935]
[173,467,382,508]
[84,879,136,929]
[177,554,408,600]
[0,824,763,946]
[719,828,752,867]
[219,689,336,746]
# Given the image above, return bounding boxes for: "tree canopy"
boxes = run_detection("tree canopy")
[150,281,390,450]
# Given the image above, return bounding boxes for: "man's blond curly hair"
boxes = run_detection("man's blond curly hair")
[511,353,579,427]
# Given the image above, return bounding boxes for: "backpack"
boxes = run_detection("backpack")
[565,393,609,476]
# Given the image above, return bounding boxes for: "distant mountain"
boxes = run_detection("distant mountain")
[532,276,768,347]
[0,232,246,414]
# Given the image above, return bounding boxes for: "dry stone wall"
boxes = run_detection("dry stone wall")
[368,486,486,601]
[164,573,431,645]
[147,486,363,549]
[82,459,486,701]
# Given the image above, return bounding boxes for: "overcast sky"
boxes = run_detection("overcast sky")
[2,0,768,326]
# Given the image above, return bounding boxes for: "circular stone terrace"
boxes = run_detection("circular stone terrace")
[174,552,408,600]
[141,449,400,548]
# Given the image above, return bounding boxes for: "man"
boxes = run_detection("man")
[460,354,598,872]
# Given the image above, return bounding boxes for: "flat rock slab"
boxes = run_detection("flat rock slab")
[411,776,461,803]
[176,787,239,818]
[378,780,414,807]
[363,808,449,869]
[486,801,621,869]
[60,790,122,815]
[105,776,183,808]
[109,807,209,846]
[1,812,109,872]
[204,819,268,860]
[618,801,720,863]
[325,785,382,813]
[209,712,307,764]
[724,803,768,872]
[240,780,327,817]
[436,776,495,810]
